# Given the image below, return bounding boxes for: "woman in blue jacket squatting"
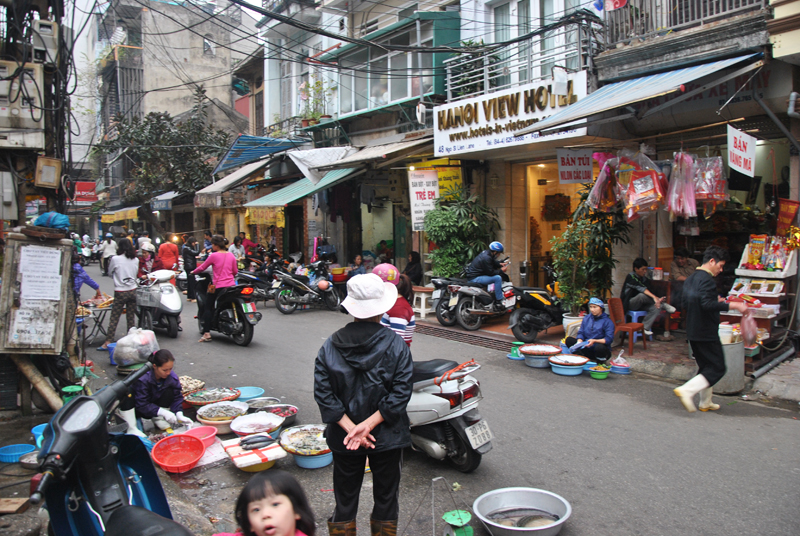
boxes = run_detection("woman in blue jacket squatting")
[563,297,616,365]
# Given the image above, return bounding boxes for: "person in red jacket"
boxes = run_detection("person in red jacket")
[158,234,180,270]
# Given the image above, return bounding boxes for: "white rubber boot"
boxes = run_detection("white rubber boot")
[673,374,709,413]
[698,387,720,412]
[118,409,146,437]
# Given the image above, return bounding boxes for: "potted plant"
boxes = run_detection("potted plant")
[299,74,333,126]
[549,218,591,327]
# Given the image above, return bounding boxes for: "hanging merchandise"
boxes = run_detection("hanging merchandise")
[616,149,666,222]
[587,153,623,212]
[693,156,728,218]
[668,152,698,221]
[785,225,800,251]
[764,236,788,271]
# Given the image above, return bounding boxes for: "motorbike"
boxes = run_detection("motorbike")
[273,259,340,314]
[236,245,288,303]
[507,265,564,342]
[195,272,262,346]
[408,359,491,473]
[30,363,194,536]
[135,269,183,338]
[80,245,93,266]
[430,272,468,327]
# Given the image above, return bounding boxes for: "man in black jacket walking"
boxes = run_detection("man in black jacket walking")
[674,246,747,412]
[315,273,413,536]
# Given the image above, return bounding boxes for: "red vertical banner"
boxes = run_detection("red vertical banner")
[776,199,800,236]
[605,0,627,10]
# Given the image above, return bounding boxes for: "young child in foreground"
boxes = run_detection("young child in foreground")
[215,470,316,536]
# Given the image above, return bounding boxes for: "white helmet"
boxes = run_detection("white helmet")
[141,242,156,253]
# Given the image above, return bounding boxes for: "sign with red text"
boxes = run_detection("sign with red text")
[408,170,440,231]
[556,149,593,184]
[74,182,98,205]
[727,125,756,177]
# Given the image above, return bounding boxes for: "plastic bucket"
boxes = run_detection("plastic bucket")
[31,424,47,445]
[61,385,83,404]
[108,342,117,365]
[718,325,733,344]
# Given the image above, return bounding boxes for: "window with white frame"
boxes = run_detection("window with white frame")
[337,21,434,115]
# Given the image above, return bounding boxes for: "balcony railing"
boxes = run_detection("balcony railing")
[263,116,309,139]
[444,19,603,101]
[605,0,766,48]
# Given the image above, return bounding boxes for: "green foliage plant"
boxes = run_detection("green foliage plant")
[423,185,500,277]
[549,218,591,316]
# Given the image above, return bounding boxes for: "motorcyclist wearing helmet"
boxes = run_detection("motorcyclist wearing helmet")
[465,241,509,311]
[138,242,164,277]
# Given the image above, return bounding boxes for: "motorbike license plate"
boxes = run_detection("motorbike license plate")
[271,280,281,289]
[448,295,459,307]
[241,302,257,313]
[465,420,493,449]
[432,289,442,300]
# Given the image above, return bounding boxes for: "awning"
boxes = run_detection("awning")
[245,168,364,208]
[516,54,761,137]
[315,138,432,171]
[287,146,358,185]
[100,206,139,223]
[197,158,271,196]
[213,135,309,175]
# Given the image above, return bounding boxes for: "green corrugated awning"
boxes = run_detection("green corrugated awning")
[245,168,364,207]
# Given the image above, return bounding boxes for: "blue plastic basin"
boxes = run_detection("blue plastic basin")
[550,363,584,376]
[0,444,36,463]
[582,361,597,371]
[611,365,631,375]
[235,387,265,401]
[294,451,333,469]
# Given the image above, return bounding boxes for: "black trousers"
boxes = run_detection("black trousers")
[565,336,611,363]
[185,269,197,300]
[689,340,726,386]
[331,448,403,522]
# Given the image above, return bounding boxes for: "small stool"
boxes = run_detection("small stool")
[627,310,653,342]
[412,286,435,319]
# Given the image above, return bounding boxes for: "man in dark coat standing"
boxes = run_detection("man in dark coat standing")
[674,246,747,412]
[315,273,413,536]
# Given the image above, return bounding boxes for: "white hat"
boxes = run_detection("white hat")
[341,274,398,319]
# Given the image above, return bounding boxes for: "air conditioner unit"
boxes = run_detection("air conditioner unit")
[31,20,58,64]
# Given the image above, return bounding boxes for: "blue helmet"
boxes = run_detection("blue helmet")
[489,241,504,252]
[105,233,113,238]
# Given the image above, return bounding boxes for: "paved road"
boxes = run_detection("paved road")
[82,263,800,535]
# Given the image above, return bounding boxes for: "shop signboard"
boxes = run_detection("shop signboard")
[74,182,98,205]
[433,71,588,157]
[249,207,285,228]
[408,170,440,231]
[727,125,756,177]
[151,198,172,211]
[556,149,593,184]
[411,158,463,197]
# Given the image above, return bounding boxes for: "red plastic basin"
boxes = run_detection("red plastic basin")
[151,435,205,473]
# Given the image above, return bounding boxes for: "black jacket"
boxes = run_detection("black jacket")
[620,272,652,312]
[682,269,729,342]
[182,243,200,271]
[314,322,413,454]
[403,262,423,285]
[465,250,501,279]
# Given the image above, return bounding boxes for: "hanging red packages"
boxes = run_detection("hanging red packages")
[616,149,665,221]
[694,156,728,218]
[668,152,698,220]
[587,156,624,212]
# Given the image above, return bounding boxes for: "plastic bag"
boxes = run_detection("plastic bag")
[587,159,624,212]
[616,149,665,221]
[612,354,629,367]
[34,211,70,229]
[667,152,698,220]
[113,327,160,367]
[741,310,758,346]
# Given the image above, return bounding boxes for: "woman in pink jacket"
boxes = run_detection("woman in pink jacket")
[192,235,238,342]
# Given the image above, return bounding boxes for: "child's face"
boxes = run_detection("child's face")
[247,493,299,536]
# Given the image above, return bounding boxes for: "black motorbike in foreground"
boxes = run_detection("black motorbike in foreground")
[195,273,262,346]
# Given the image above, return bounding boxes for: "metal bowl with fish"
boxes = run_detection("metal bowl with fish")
[196,401,249,421]
[185,387,241,406]
[473,487,571,536]
[279,424,330,456]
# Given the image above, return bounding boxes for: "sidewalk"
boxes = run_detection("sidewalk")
[417,317,800,402]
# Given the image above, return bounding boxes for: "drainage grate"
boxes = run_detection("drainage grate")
[415,323,513,353]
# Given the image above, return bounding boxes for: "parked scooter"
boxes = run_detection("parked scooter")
[431,271,468,327]
[195,273,262,346]
[451,279,518,331]
[30,363,193,536]
[507,265,564,342]
[135,269,183,338]
[236,245,288,303]
[273,259,340,314]
[407,359,491,473]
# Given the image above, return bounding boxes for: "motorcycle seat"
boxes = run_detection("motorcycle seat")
[106,505,195,536]
[411,359,459,384]
[293,274,310,283]
[517,286,548,293]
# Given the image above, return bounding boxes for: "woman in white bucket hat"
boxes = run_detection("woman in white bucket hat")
[314,274,413,536]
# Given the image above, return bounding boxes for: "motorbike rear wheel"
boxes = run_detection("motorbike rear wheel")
[447,431,482,473]
[275,288,298,314]
[436,295,457,326]
[176,279,187,292]
[455,298,483,331]
[509,308,539,343]
[323,289,340,311]
[231,313,254,346]
[166,315,179,338]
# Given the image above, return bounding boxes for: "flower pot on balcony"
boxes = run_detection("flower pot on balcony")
[308,119,319,126]
[301,119,311,128]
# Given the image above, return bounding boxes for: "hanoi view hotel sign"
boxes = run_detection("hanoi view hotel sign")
[433,70,588,157]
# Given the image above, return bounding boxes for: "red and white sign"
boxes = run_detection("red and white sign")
[74,182,98,204]
[408,170,440,232]
[604,0,627,11]
[556,149,593,184]
[727,125,756,177]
